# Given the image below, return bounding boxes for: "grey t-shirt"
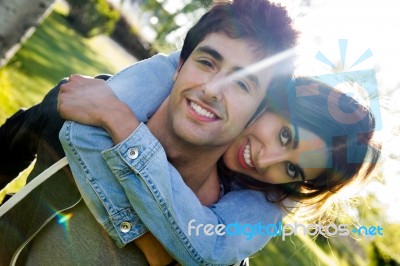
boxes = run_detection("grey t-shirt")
[25,200,147,265]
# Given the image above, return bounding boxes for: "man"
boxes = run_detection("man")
[0,0,297,264]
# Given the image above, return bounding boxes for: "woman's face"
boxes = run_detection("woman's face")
[223,112,329,184]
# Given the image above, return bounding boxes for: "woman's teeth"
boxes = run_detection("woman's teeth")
[243,143,254,168]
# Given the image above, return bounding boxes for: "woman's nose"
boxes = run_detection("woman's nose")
[256,147,289,170]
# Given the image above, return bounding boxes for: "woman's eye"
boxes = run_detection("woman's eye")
[279,127,292,146]
[286,162,298,179]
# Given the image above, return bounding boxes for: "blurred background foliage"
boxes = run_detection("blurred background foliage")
[0,0,399,265]
[66,0,120,37]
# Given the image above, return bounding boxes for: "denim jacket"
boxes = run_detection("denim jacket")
[59,52,284,265]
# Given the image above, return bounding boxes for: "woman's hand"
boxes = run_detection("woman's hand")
[58,74,120,127]
[58,74,140,144]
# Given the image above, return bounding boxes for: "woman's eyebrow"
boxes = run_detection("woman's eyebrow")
[292,124,299,149]
[292,124,306,181]
[295,164,306,182]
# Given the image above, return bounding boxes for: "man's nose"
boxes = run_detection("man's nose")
[201,75,226,102]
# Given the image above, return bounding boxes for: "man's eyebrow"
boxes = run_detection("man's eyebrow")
[292,124,306,181]
[232,66,260,90]
[196,46,260,90]
[195,46,223,62]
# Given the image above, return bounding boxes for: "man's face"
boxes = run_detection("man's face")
[167,33,271,147]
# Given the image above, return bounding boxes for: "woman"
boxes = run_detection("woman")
[59,66,380,265]
[222,77,380,221]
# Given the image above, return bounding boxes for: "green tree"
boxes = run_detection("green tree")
[66,0,120,37]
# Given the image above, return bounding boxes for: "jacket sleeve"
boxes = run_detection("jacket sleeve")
[59,51,180,247]
[102,123,284,265]
[61,51,283,265]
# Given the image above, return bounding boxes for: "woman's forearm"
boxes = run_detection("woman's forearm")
[58,75,141,145]
[59,51,281,264]
[102,123,284,265]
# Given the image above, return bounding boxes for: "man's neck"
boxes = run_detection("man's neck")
[147,98,227,197]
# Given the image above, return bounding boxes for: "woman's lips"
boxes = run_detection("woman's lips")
[237,140,254,169]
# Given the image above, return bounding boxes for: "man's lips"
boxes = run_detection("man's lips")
[187,99,219,121]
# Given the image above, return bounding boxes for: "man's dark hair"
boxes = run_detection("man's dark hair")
[180,0,298,69]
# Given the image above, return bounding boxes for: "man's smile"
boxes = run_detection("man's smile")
[187,99,219,121]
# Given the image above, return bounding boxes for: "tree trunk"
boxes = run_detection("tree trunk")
[110,16,155,60]
[0,0,55,67]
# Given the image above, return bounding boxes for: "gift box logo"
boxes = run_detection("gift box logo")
[294,40,381,165]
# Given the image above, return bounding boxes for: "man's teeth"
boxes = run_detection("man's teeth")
[243,143,254,168]
[190,101,216,119]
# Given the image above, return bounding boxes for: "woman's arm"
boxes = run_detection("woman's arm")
[62,102,282,265]
[59,51,282,264]
[60,52,179,249]
[59,75,177,266]
[101,122,283,265]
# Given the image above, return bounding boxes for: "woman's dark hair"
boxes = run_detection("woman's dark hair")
[220,77,381,221]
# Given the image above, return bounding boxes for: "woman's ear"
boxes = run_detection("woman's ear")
[173,59,184,81]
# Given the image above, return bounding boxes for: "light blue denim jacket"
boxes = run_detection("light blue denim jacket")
[59,52,284,265]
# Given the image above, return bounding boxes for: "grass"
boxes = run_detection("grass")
[0,6,134,124]
[249,228,364,266]
[0,4,135,202]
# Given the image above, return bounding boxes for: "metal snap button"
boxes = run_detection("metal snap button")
[127,148,139,159]
[120,221,131,233]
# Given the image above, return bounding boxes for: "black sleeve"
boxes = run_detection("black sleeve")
[0,75,112,190]
[0,78,70,189]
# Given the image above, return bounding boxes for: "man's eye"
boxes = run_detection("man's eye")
[198,59,214,69]
[235,80,250,92]
[286,162,298,179]
[279,127,292,146]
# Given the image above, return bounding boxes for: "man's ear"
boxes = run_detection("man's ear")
[246,104,268,127]
[173,59,184,81]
